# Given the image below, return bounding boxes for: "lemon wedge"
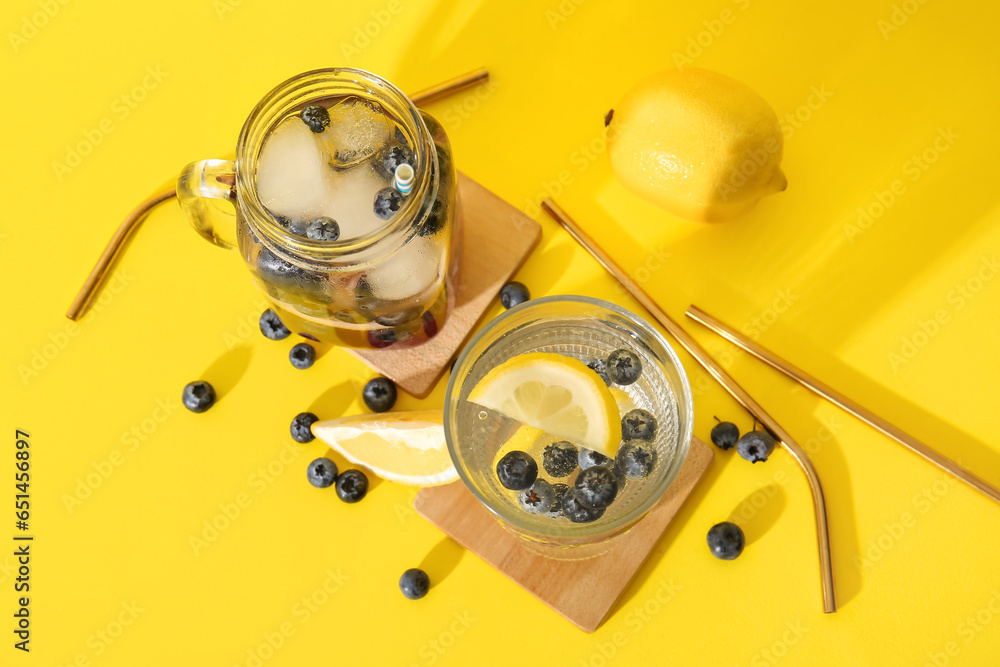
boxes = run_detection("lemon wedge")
[311,410,457,487]
[467,352,622,457]
[609,387,636,415]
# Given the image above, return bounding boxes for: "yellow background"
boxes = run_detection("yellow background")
[4,0,1000,664]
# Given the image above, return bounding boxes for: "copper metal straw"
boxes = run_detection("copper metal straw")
[408,67,489,107]
[686,305,1000,505]
[66,67,492,321]
[541,198,836,613]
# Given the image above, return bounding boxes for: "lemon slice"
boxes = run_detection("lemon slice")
[468,352,622,457]
[311,410,457,487]
[609,387,636,415]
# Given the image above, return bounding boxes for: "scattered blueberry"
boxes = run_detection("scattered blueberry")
[606,349,642,385]
[574,466,619,509]
[578,448,613,470]
[546,483,571,518]
[518,479,555,514]
[399,568,430,600]
[182,381,216,413]
[499,281,530,309]
[306,216,340,241]
[711,420,740,451]
[561,489,606,523]
[616,440,657,479]
[542,441,578,478]
[259,308,291,340]
[287,218,308,236]
[376,143,414,179]
[707,521,745,560]
[307,457,338,488]
[584,356,611,386]
[736,430,776,463]
[301,105,330,133]
[289,342,316,369]
[373,187,403,220]
[622,408,657,441]
[363,377,397,412]
[336,469,369,503]
[496,451,538,491]
[290,412,319,443]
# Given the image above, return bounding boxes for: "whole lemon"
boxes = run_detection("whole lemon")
[607,68,786,222]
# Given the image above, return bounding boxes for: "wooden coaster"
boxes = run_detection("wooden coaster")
[414,437,714,632]
[348,172,542,398]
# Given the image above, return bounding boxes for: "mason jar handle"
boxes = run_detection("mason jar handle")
[177,159,239,249]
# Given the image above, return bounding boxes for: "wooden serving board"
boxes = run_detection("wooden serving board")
[414,437,715,632]
[349,172,542,398]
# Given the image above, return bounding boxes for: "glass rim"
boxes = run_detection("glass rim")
[234,67,437,265]
[444,294,695,542]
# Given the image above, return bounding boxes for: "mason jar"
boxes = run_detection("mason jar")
[177,67,461,348]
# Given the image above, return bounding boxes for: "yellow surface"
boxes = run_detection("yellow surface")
[3,0,999,664]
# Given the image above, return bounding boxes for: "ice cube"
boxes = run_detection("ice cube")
[256,117,328,220]
[364,237,443,302]
[321,97,394,169]
[319,164,392,241]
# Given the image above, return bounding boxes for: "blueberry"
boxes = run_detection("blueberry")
[499,281,530,309]
[259,308,291,340]
[335,469,369,503]
[622,408,657,441]
[301,105,330,133]
[736,430,776,463]
[256,246,312,287]
[182,381,215,413]
[289,342,316,370]
[584,356,611,386]
[374,306,423,328]
[578,448,612,470]
[518,479,555,514]
[546,483,571,518]
[366,328,397,349]
[373,187,403,220]
[606,349,642,385]
[417,198,446,237]
[363,377,397,412]
[422,310,439,338]
[307,457,338,488]
[616,440,657,479]
[710,420,740,451]
[306,216,340,241]
[707,521,745,560]
[574,466,619,509]
[496,451,538,491]
[542,440,578,477]
[376,143,414,179]
[561,489,606,523]
[290,412,319,443]
[399,568,430,600]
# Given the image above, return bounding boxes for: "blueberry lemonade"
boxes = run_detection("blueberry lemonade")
[237,68,460,348]
[445,296,694,557]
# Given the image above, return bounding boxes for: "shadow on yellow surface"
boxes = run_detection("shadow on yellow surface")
[419,536,466,587]
[201,344,254,403]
